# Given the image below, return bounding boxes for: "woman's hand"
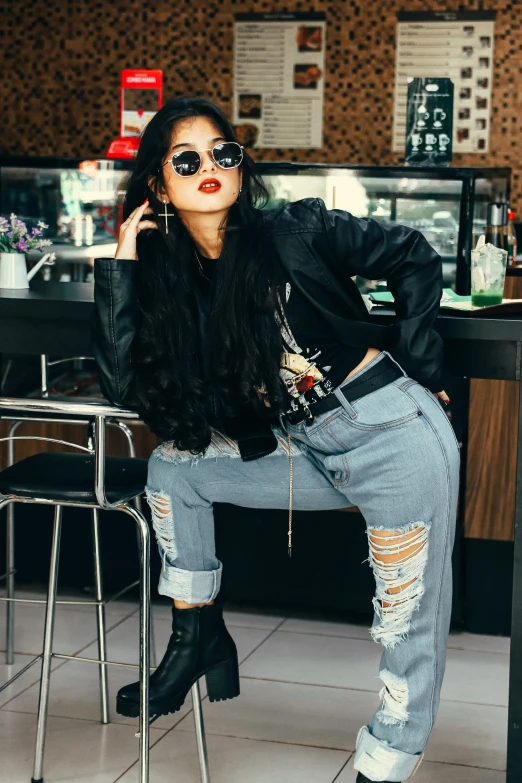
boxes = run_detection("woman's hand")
[115,200,157,260]
[435,390,450,405]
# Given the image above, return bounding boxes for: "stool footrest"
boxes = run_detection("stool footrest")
[52,652,154,671]
[0,654,42,694]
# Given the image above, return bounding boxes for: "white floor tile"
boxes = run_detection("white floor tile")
[279,615,372,641]
[0,602,115,657]
[175,677,371,750]
[336,759,505,782]
[239,631,382,691]
[0,597,513,781]
[223,602,289,630]
[0,653,66,707]
[0,709,165,783]
[119,730,351,783]
[280,615,510,655]
[441,648,509,706]
[240,629,510,709]
[174,677,507,771]
[425,699,507,770]
[1,657,194,730]
[447,630,509,655]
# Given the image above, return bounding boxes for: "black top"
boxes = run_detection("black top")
[92,197,445,462]
[196,253,366,413]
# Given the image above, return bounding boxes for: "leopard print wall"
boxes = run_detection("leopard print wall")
[2,0,522,208]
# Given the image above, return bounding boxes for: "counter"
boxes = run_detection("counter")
[1,281,522,781]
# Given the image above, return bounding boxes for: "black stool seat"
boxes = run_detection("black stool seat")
[0,452,148,504]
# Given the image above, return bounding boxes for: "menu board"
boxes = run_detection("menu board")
[392,11,496,154]
[233,12,326,149]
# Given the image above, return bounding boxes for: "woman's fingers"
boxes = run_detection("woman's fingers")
[130,202,152,222]
[137,220,158,232]
[435,390,450,407]
[121,205,153,230]
[115,199,158,259]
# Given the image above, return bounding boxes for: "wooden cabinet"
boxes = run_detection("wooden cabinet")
[464,272,522,541]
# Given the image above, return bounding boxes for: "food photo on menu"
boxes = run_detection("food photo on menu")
[293,63,323,89]
[296,25,323,51]
[238,94,262,119]
[233,122,259,147]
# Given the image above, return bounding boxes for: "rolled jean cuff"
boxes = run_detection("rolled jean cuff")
[353,726,424,782]
[157,563,223,603]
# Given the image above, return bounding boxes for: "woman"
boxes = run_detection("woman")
[93,96,459,783]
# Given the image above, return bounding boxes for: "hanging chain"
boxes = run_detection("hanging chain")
[287,433,293,558]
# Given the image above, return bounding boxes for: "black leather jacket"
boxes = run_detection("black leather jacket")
[92,198,443,456]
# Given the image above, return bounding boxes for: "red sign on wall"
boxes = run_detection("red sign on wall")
[107,69,163,158]
[120,69,163,138]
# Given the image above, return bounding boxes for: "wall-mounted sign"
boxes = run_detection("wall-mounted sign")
[405,78,454,166]
[393,11,495,154]
[107,69,163,159]
[233,12,326,149]
[120,69,163,138]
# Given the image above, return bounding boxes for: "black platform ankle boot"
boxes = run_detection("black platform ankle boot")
[116,601,240,717]
[356,774,400,783]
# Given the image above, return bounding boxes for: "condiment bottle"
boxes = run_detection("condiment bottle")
[485,202,509,251]
[507,209,518,266]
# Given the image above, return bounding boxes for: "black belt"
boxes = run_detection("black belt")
[283,355,404,425]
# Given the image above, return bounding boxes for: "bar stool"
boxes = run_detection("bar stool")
[0,397,210,783]
[2,354,157,696]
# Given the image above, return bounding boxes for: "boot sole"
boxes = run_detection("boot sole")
[116,655,240,718]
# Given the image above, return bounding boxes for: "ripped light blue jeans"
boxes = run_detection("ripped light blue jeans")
[145,351,460,782]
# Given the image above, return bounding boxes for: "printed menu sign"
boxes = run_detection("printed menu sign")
[233,12,326,149]
[393,11,495,154]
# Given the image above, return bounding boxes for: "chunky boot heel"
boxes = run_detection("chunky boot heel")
[205,656,240,702]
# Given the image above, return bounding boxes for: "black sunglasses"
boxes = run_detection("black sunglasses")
[164,141,244,178]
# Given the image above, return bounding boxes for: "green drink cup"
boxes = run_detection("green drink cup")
[471,243,508,307]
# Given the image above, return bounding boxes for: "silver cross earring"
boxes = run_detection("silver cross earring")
[158,199,175,234]
[236,187,242,203]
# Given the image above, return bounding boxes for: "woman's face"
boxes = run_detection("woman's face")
[159,116,242,215]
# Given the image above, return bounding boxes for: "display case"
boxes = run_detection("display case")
[0,156,132,280]
[257,163,511,293]
[0,157,510,292]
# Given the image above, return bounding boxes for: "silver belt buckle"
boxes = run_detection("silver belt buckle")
[303,402,314,426]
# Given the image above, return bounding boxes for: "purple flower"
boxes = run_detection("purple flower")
[15,238,29,253]
[31,227,43,237]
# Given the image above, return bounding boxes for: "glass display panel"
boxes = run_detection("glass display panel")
[262,169,464,288]
[0,160,130,248]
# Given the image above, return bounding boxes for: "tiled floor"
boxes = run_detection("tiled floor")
[0,587,509,782]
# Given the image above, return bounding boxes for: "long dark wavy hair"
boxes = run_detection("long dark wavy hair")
[123,96,287,453]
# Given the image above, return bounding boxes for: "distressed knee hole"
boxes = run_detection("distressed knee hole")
[367,522,430,649]
[145,489,177,563]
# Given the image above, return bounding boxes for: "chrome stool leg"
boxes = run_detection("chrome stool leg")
[123,504,150,783]
[92,507,109,724]
[115,422,158,670]
[32,505,62,783]
[192,680,211,783]
[5,420,21,665]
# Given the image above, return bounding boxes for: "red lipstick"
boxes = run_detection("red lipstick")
[198,178,222,194]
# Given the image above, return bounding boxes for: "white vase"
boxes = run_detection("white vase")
[0,252,29,289]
